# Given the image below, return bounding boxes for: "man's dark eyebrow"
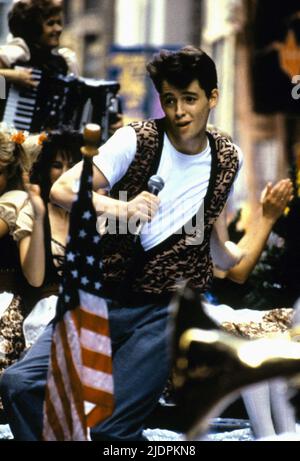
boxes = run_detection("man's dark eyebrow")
[181,91,198,96]
[161,91,198,98]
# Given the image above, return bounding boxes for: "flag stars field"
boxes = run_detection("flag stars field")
[83,211,92,220]
[67,252,76,262]
[86,256,95,265]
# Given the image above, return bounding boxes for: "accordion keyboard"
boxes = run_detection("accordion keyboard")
[2,67,42,131]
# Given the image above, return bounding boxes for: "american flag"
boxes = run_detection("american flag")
[43,156,114,441]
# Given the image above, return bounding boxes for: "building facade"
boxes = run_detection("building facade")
[201,0,300,221]
[0,0,11,43]
[61,0,115,78]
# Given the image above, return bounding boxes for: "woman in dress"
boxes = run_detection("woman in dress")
[0,124,41,416]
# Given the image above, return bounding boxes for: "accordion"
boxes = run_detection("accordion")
[1,66,120,143]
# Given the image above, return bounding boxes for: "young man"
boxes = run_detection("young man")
[0,46,242,441]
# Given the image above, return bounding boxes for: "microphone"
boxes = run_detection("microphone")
[133,175,164,243]
[147,175,165,196]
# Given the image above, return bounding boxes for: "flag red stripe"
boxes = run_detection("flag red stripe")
[79,309,111,336]
[86,402,115,428]
[45,320,88,441]
[82,348,113,374]
[50,339,74,434]
[59,317,87,434]
[44,380,65,441]
[83,386,114,407]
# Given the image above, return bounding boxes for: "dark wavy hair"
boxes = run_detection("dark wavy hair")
[8,0,63,46]
[146,46,218,98]
[30,129,83,203]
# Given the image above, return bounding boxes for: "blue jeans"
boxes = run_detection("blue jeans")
[0,300,171,441]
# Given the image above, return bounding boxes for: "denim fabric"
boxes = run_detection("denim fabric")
[0,300,171,441]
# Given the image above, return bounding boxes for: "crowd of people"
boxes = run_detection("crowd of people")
[0,0,299,442]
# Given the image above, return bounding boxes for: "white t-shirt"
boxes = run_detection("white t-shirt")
[93,126,242,251]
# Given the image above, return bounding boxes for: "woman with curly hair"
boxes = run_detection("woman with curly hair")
[0,0,78,90]
[0,123,41,417]
[0,0,123,134]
